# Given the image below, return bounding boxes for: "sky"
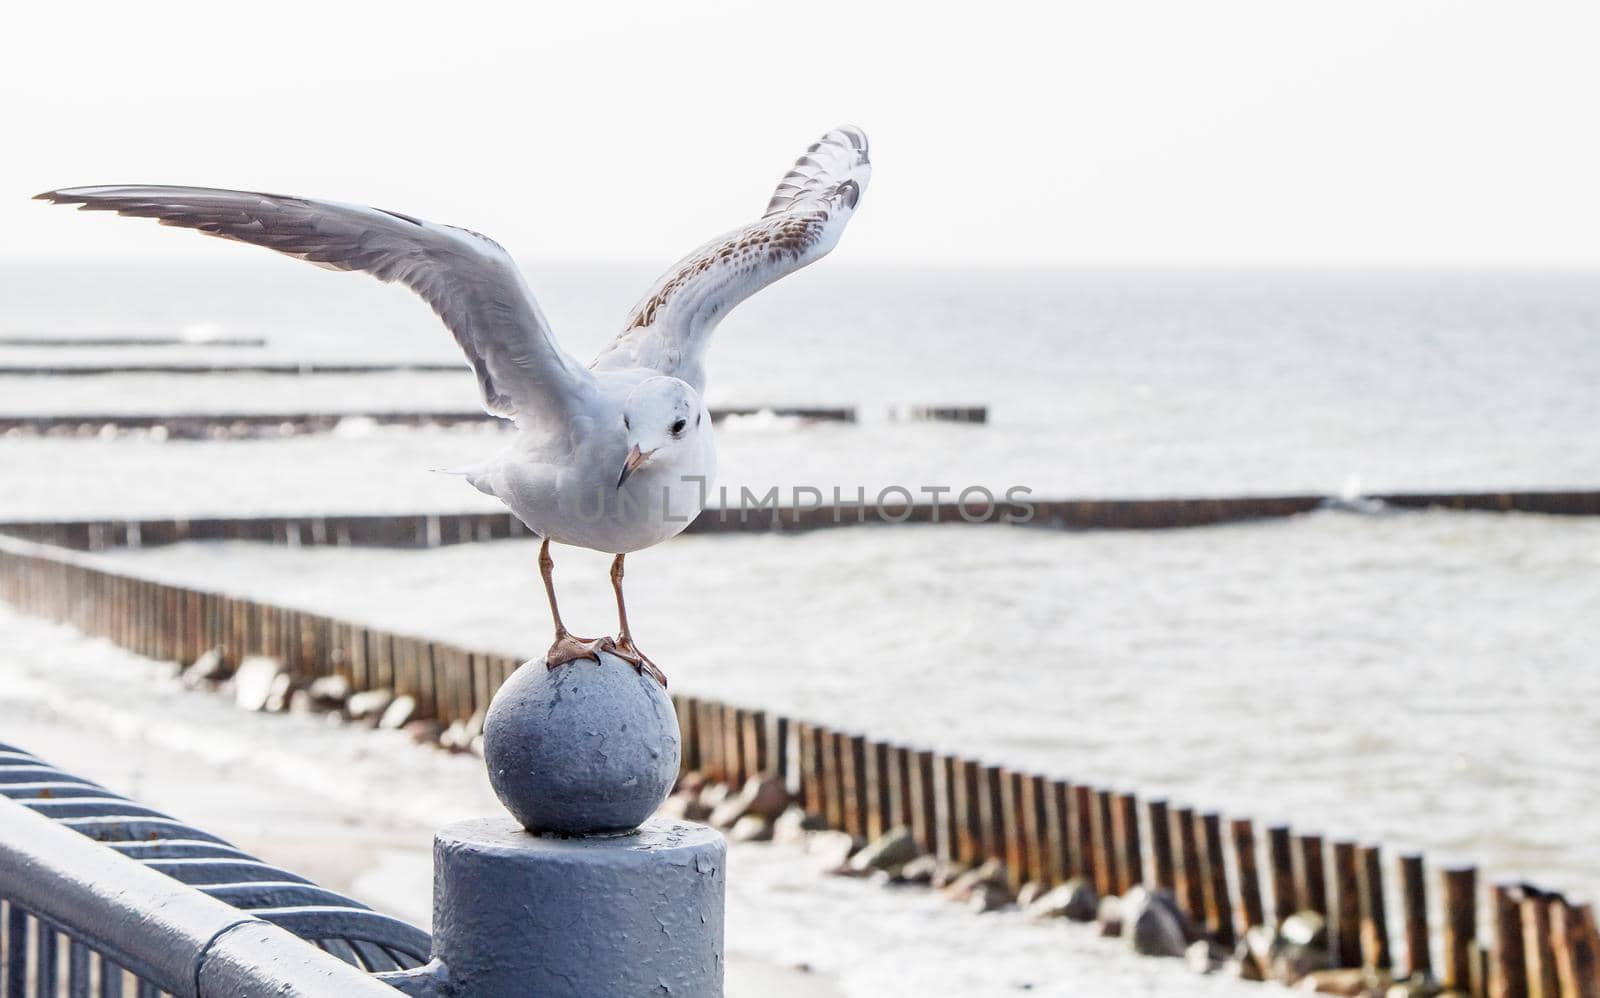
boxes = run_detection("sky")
[2,0,1599,268]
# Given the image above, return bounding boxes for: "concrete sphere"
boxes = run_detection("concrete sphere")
[483,650,680,835]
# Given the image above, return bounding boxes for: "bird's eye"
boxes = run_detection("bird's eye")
[670,418,687,436]
[623,415,630,430]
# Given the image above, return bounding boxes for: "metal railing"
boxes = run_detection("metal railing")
[0,743,428,997]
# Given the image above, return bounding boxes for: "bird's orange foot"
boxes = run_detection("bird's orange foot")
[608,637,668,689]
[545,633,616,670]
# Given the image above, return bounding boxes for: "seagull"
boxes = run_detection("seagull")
[38,125,871,687]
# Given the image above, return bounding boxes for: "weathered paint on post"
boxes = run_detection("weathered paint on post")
[482,654,679,836]
[427,817,724,998]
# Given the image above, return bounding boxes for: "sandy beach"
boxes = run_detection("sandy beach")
[0,603,1272,997]
[0,616,842,998]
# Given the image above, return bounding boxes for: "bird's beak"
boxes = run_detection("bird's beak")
[617,445,653,488]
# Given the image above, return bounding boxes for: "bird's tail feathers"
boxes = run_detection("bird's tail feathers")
[430,460,501,500]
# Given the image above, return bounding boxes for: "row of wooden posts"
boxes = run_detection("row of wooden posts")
[0,536,1597,997]
[0,404,988,436]
[674,697,1598,997]
[1,489,1597,555]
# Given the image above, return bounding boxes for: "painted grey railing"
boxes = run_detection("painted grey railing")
[0,695,725,998]
[0,743,426,997]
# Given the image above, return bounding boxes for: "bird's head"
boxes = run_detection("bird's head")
[617,376,706,488]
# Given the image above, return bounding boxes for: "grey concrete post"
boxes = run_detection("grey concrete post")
[386,650,725,998]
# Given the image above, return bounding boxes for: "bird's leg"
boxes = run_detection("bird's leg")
[539,538,612,669]
[605,553,667,688]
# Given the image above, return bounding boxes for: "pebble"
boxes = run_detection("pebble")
[231,656,285,712]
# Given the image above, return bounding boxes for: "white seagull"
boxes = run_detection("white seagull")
[38,125,871,686]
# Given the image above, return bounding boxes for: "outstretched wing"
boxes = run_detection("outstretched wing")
[591,125,871,392]
[35,185,593,425]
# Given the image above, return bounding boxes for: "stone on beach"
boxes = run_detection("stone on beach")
[1024,879,1099,922]
[1266,911,1335,985]
[1294,968,1379,994]
[931,862,968,890]
[674,771,707,796]
[968,881,1013,913]
[345,688,394,723]
[1384,976,1443,998]
[1235,928,1274,981]
[772,805,829,846]
[894,854,940,885]
[378,694,417,730]
[698,781,732,811]
[1015,881,1046,908]
[1186,939,1228,974]
[1096,895,1123,937]
[404,718,445,744]
[941,859,1010,904]
[306,674,352,708]
[438,719,473,752]
[232,656,286,711]
[709,774,791,828]
[809,830,858,870]
[181,647,228,689]
[262,671,293,713]
[1119,887,1189,958]
[729,815,774,842]
[848,827,920,875]
[658,788,715,823]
